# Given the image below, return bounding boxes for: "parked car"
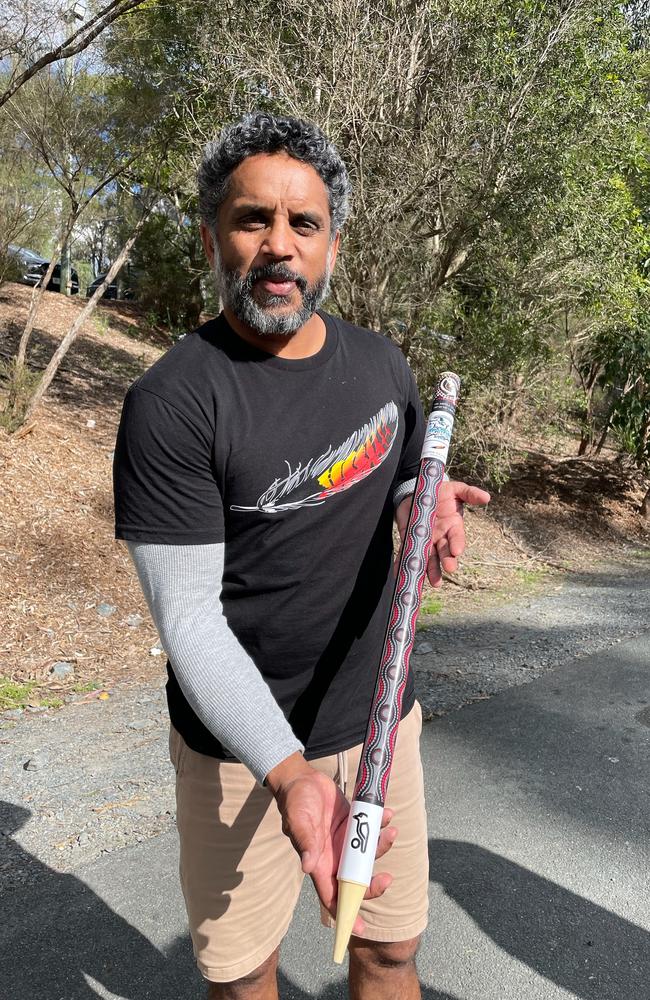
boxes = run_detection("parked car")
[86,271,135,300]
[8,244,79,294]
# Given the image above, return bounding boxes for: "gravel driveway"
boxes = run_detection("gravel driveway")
[2,557,649,895]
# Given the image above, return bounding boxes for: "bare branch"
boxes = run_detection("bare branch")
[0,0,146,110]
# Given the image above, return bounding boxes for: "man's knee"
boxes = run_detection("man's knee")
[206,947,279,998]
[348,934,421,972]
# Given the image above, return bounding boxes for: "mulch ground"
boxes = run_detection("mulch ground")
[1,282,648,705]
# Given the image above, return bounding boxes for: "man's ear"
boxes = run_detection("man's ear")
[328,230,341,272]
[200,222,216,269]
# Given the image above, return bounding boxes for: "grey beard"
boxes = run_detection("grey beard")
[213,254,331,336]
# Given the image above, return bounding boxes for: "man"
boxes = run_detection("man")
[113,112,489,999]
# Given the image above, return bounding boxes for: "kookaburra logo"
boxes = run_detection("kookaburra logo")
[351,812,370,854]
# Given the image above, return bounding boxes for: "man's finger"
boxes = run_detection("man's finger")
[375,824,398,859]
[449,482,491,506]
[436,535,451,564]
[437,536,458,574]
[296,824,326,875]
[314,877,336,916]
[364,872,393,900]
[445,521,466,559]
[427,547,442,588]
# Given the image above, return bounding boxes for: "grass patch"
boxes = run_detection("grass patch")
[93,311,111,336]
[71,680,101,694]
[514,567,546,586]
[37,696,64,709]
[0,677,68,712]
[420,594,444,616]
[0,677,36,710]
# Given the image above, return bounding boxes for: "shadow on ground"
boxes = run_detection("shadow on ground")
[0,319,161,413]
[429,839,650,999]
[422,635,650,846]
[0,799,459,999]
[490,450,648,556]
[0,803,201,999]
[503,452,641,510]
[4,800,648,998]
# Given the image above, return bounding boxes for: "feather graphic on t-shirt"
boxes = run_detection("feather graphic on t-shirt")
[231,401,399,514]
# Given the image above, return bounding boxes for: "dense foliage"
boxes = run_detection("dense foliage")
[0,1,648,509]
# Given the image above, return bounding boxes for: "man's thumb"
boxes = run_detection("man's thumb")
[296,826,324,874]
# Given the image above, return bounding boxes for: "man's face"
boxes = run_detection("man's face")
[201,151,339,336]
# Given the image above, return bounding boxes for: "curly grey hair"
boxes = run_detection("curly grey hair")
[198,112,351,239]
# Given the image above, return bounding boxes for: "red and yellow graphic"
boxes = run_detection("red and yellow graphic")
[316,411,396,498]
[231,401,399,514]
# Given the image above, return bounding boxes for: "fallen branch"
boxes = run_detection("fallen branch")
[497,519,572,572]
[441,573,490,590]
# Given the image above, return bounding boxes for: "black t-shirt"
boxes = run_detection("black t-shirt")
[113,310,425,760]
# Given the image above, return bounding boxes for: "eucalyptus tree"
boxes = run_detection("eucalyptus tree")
[1,15,172,426]
[161,2,635,376]
[0,0,148,110]
[28,0,646,485]
[188,0,647,481]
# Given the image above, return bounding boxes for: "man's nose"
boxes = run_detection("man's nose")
[261,218,294,259]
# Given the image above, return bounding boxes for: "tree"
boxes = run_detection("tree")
[130,210,206,330]
[1,60,150,419]
[567,3,649,497]
[5,0,647,497]
[0,0,148,110]
[1,6,178,427]
[186,0,646,480]
[18,193,154,426]
[103,0,233,323]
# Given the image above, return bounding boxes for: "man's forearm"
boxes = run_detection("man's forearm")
[392,477,417,508]
[127,541,304,784]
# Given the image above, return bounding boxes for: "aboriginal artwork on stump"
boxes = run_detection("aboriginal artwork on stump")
[334,372,461,964]
[354,372,460,804]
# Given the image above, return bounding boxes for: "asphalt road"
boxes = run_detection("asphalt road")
[2,635,648,999]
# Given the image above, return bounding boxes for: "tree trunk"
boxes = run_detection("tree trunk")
[577,431,591,456]
[6,209,78,415]
[573,359,601,457]
[17,209,151,428]
[594,408,614,455]
[641,482,650,519]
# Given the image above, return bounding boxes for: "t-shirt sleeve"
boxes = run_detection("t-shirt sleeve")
[394,362,426,490]
[113,384,224,544]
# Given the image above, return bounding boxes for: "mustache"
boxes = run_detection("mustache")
[246,263,308,292]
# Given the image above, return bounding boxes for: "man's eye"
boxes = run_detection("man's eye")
[240,216,266,228]
[293,219,318,232]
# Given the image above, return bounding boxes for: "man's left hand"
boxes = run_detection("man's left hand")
[395,480,490,588]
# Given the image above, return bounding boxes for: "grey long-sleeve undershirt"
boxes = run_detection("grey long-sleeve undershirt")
[126,542,304,785]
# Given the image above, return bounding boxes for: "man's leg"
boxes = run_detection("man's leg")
[169,726,304,987]
[319,705,428,997]
[206,947,280,1000]
[348,936,421,1000]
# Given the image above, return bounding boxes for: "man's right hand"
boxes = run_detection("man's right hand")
[266,752,397,936]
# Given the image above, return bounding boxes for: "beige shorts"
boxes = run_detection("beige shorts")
[169,701,429,983]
